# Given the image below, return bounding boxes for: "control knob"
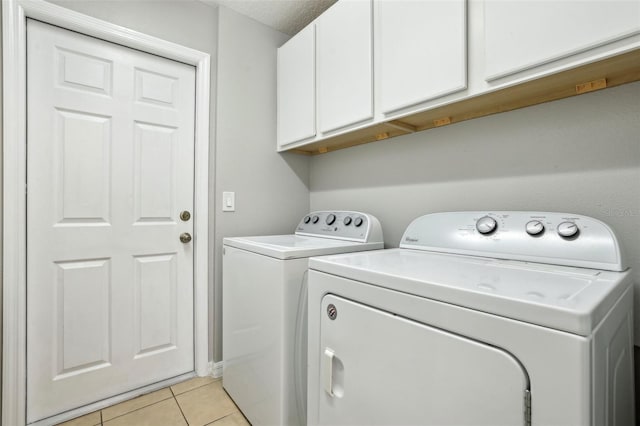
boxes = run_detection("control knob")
[303,216,311,224]
[476,216,497,235]
[557,222,579,239]
[525,220,545,236]
[354,217,364,227]
[343,216,352,226]
[312,215,320,224]
[326,214,336,225]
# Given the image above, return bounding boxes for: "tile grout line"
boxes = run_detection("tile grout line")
[171,386,191,425]
[176,381,240,426]
[203,410,243,426]
[100,393,175,423]
[72,379,218,425]
[172,378,222,397]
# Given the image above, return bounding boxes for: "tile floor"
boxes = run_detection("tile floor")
[57,377,250,426]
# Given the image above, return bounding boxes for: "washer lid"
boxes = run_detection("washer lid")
[309,249,631,335]
[224,235,384,260]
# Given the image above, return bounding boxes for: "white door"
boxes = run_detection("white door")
[26,19,195,423]
[317,295,529,426]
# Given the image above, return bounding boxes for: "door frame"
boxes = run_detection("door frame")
[2,1,212,424]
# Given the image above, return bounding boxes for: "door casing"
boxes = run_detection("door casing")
[2,1,212,425]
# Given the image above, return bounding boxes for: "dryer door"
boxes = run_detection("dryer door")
[316,295,529,426]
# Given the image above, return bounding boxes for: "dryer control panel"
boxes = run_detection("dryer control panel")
[400,211,625,271]
[296,211,383,243]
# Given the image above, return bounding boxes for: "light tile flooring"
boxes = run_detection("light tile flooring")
[57,377,250,426]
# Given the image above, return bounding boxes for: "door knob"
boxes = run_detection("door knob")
[180,210,191,221]
[180,233,192,243]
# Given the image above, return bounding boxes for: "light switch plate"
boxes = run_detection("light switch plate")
[222,192,235,212]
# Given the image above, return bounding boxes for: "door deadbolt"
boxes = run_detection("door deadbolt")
[180,233,192,243]
[180,210,191,221]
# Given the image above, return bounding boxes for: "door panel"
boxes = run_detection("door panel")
[318,294,528,426]
[134,254,178,357]
[133,122,177,222]
[57,47,113,95]
[55,109,112,224]
[55,259,111,378]
[27,19,195,422]
[135,68,178,106]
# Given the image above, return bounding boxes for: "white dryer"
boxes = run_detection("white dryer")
[223,211,384,426]
[307,211,633,426]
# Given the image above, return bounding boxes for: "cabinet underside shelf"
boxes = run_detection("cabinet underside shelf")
[290,49,640,156]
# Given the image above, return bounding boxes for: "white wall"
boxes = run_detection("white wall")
[48,0,219,55]
[214,7,310,361]
[310,82,640,344]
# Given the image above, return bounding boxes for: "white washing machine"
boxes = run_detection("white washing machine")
[223,211,384,426]
[307,211,634,426]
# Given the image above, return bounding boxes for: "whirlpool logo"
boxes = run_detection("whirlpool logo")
[405,236,419,242]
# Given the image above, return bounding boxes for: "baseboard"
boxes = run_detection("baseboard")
[209,360,224,378]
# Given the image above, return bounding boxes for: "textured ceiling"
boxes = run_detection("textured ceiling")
[201,0,337,35]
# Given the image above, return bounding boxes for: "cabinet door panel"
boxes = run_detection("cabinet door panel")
[484,0,640,81]
[318,0,373,133]
[378,0,467,114]
[277,25,315,149]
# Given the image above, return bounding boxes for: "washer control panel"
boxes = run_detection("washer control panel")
[470,214,584,240]
[296,211,383,243]
[401,211,625,271]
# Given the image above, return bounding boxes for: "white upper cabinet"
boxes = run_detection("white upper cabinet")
[317,0,373,133]
[484,0,640,81]
[277,24,315,150]
[377,0,467,115]
[276,0,639,153]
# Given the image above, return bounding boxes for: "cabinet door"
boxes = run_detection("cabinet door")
[484,0,640,81]
[277,24,315,149]
[317,0,373,133]
[377,0,467,115]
